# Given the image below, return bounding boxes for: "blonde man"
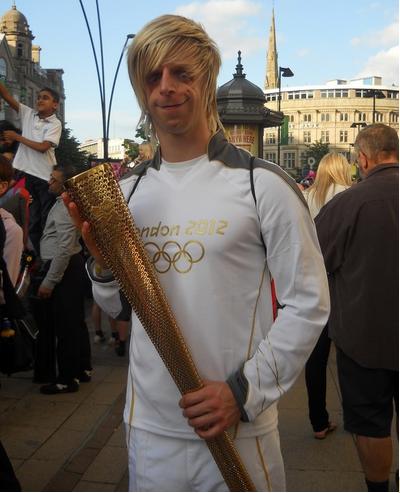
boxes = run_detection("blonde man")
[66,15,329,491]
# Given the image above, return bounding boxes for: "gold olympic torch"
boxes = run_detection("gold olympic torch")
[65,164,256,492]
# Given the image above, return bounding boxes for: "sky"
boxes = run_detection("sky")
[4,0,399,143]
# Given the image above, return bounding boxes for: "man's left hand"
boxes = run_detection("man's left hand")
[38,285,53,299]
[179,380,240,439]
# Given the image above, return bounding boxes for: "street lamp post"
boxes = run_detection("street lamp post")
[78,1,134,161]
[277,66,294,166]
[364,89,385,124]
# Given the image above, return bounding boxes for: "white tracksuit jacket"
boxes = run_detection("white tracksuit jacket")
[88,131,330,440]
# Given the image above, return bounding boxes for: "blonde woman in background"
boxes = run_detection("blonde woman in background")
[304,152,352,439]
[133,142,153,166]
[304,152,352,219]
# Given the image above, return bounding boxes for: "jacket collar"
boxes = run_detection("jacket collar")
[365,163,399,180]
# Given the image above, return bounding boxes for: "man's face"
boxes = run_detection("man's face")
[36,91,58,117]
[48,170,64,196]
[144,60,208,141]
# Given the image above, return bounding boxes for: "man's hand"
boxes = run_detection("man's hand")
[38,285,53,299]
[179,380,241,439]
[62,192,106,268]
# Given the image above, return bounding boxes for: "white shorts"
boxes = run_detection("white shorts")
[125,425,286,492]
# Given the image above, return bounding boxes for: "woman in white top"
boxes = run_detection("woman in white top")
[304,152,352,439]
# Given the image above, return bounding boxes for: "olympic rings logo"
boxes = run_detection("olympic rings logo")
[144,240,205,274]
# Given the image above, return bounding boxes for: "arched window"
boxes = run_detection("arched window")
[17,42,23,58]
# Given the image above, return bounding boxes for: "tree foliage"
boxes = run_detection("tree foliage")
[123,139,139,160]
[135,122,150,141]
[305,140,330,169]
[55,127,89,169]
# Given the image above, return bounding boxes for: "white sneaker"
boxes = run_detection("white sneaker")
[108,336,117,345]
[94,331,106,343]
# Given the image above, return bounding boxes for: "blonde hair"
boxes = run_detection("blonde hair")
[307,152,352,209]
[138,142,153,161]
[127,14,222,143]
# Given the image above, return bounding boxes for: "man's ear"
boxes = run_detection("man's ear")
[358,150,368,171]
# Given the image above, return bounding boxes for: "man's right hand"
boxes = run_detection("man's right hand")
[62,191,107,268]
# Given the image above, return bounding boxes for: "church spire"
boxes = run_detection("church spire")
[265,8,278,90]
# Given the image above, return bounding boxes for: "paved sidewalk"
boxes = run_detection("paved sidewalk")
[0,309,398,492]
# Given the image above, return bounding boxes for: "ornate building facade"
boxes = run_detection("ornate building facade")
[263,11,399,175]
[0,3,65,126]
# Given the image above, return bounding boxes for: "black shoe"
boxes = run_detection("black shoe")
[79,370,92,383]
[40,379,79,394]
[115,340,126,357]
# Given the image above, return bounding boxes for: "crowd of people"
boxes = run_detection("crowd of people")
[0,12,398,493]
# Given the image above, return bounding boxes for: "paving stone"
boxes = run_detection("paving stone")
[43,470,81,492]
[63,402,109,432]
[9,458,23,470]
[0,374,36,398]
[280,408,362,472]
[16,458,64,492]
[0,395,79,429]
[0,396,18,414]
[88,382,126,405]
[103,366,129,384]
[73,480,115,491]
[286,469,366,492]
[115,469,129,492]
[65,447,100,474]
[106,422,126,447]
[82,445,128,483]
[32,428,87,461]
[0,425,54,459]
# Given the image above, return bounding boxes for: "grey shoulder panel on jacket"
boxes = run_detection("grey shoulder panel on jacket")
[210,141,307,208]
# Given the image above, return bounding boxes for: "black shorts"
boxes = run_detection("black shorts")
[336,347,398,438]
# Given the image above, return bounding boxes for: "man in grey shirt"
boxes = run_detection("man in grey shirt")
[37,164,91,394]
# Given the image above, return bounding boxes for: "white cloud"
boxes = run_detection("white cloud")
[296,48,309,58]
[355,45,399,85]
[174,0,264,59]
[351,21,398,48]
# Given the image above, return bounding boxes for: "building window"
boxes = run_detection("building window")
[288,132,294,144]
[321,113,330,122]
[321,131,330,143]
[321,89,348,98]
[266,93,278,102]
[265,152,276,162]
[267,133,276,144]
[17,42,23,58]
[358,112,366,122]
[283,152,296,169]
[287,90,314,100]
[375,112,383,122]
[303,131,312,143]
[339,130,348,143]
[289,115,295,122]
[389,112,399,123]
[303,114,312,122]
[300,152,308,166]
[339,112,349,121]
[387,91,399,99]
